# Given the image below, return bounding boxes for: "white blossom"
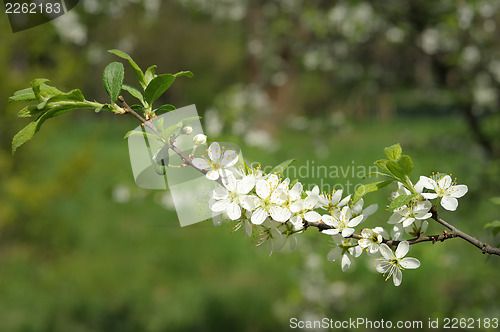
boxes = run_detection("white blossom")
[192,142,239,180]
[321,205,363,237]
[327,234,362,272]
[210,173,255,220]
[419,174,468,211]
[376,241,420,286]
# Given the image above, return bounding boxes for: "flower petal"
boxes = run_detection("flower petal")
[379,243,393,260]
[393,268,402,286]
[441,196,458,211]
[347,215,363,228]
[421,192,438,199]
[322,228,339,235]
[211,198,229,212]
[290,200,304,213]
[222,173,237,191]
[270,206,291,222]
[192,158,210,170]
[226,201,241,220]
[237,175,255,194]
[206,170,219,180]
[400,257,420,269]
[256,180,270,199]
[450,184,468,198]
[438,175,452,190]
[327,247,342,261]
[208,142,221,161]
[240,195,257,211]
[341,253,352,272]
[342,228,355,238]
[221,149,239,167]
[402,217,415,228]
[212,187,229,200]
[395,241,409,259]
[304,211,321,222]
[251,208,267,225]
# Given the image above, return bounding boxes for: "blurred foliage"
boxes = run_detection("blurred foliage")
[1,0,500,331]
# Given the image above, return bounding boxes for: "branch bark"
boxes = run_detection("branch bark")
[304,207,500,257]
[117,96,224,187]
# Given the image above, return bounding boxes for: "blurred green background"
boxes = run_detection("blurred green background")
[1,1,500,331]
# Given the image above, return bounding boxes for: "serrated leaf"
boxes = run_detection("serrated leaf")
[144,74,175,105]
[484,220,500,236]
[398,155,413,176]
[145,65,157,85]
[270,159,296,175]
[384,143,402,161]
[122,84,144,104]
[490,197,500,205]
[12,101,93,154]
[154,104,176,114]
[388,194,416,211]
[9,87,36,102]
[30,78,50,103]
[375,159,390,173]
[17,105,42,118]
[352,179,394,203]
[174,70,194,78]
[12,121,38,155]
[386,160,405,180]
[103,61,124,103]
[108,49,146,89]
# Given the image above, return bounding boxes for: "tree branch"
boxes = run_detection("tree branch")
[117,96,224,187]
[430,206,500,256]
[304,208,500,256]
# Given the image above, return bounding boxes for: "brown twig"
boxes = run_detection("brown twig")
[304,207,500,256]
[118,96,224,187]
[430,206,500,256]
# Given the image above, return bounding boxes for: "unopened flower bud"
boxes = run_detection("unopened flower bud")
[181,125,193,135]
[193,134,207,145]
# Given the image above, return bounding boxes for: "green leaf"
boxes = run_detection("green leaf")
[154,104,176,114]
[12,121,38,155]
[174,70,194,79]
[398,155,413,176]
[484,220,500,236]
[124,130,162,141]
[386,160,406,180]
[156,117,165,132]
[270,159,296,175]
[95,104,113,113]
[9,87,36,102]
[384,143,402,161]
[388,194,416,212]
[374,159,390,173]
[352,179,394,203]
[30,79,64,104]
[490,197,500,205]
[12,101,93,154]
[103,61,124,103]
[108,49,146,89]
[122,84,145,104]
[145,65,157,85]
[144,74,175,105]
[17,105,42,118]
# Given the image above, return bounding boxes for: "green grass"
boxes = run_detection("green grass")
[1,114,499,331]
